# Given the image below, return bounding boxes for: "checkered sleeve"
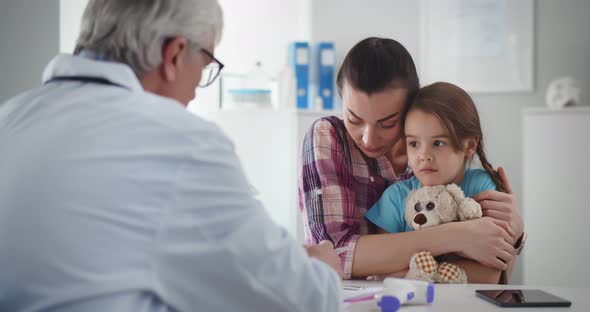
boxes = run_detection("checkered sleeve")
[298,118,360,279]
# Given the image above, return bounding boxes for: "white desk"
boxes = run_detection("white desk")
[343,280,589,312]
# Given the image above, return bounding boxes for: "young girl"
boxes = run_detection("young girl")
[365,81,507,282]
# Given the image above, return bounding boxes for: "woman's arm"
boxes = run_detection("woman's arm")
[352,217,514,278]
[473,167,524,283]
[298,118,365,279]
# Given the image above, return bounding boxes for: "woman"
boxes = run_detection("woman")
[298,37,524,282]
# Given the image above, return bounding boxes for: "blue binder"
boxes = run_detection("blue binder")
[317,42,335,110]
[290,42,310,109]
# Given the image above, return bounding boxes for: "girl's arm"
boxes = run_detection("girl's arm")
[450,259,502,284]
[352,217,514,278]
[375,223,506,283]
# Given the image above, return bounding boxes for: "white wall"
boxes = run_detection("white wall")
[55,0,312,113]
[189,0,312,112]
[216,0,310,76]
[0,0,60,102]
[310,0,420,76]
[59,0,87,53]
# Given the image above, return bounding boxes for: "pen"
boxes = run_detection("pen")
[343,285,365,290]
[344,294,377,303]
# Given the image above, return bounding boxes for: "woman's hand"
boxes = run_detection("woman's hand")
[457,217,515,270]
[473,167,524,241]
[305,240,344,279]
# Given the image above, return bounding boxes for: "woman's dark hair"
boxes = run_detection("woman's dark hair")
[403,82,506,192]
[336,37,419,103]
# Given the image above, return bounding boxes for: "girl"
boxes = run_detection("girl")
[365,82,511,283]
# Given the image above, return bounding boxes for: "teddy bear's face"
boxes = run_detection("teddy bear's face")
[405,186,457,230]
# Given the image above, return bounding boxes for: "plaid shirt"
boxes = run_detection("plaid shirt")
[298,116,413,279]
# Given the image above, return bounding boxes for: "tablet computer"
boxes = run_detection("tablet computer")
[476,289,572,307]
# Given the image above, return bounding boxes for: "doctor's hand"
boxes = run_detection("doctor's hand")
[305,240,344,279]
[473,166,524,241]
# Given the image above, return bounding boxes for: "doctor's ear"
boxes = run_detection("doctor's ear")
[161,37,189,82]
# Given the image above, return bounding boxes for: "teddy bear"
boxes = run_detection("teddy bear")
[404,184,482,284]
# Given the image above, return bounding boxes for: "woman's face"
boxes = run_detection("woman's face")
[341,81,407,158]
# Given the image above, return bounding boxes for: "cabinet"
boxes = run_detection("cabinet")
[522,107,590,287]
[198,109,334,242]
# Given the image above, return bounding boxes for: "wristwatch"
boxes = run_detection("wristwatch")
[514,232,527,255]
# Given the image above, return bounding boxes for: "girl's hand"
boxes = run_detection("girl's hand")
[458,217,515,270]
[473,167,524,241]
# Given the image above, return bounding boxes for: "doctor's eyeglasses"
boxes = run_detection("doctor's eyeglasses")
[199,48,224,88]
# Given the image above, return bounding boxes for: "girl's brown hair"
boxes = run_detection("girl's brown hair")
[402,82,506,192]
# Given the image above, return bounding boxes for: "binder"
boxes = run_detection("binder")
[317,42,335,110]
[290,42,310,109]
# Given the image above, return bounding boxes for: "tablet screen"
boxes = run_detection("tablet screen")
[476,289,572,307]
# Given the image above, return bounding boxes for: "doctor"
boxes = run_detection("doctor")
[0,1,342,311]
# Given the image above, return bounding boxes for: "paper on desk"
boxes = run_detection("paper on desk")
[342,285,383,301]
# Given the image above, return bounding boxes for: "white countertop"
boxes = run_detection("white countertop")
[343,280,589,312]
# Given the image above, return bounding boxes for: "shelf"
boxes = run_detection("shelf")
[523,106,590,115]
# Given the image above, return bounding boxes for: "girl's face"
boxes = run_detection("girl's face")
[404,109,477,186]
[341,82,407,158]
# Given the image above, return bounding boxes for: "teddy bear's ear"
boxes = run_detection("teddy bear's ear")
[434,187,458,223]
[445,184,466,204]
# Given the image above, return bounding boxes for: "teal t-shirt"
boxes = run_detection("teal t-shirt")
[364,169,496,233]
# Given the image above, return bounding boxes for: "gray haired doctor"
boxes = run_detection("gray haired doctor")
[0,0,342,311]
